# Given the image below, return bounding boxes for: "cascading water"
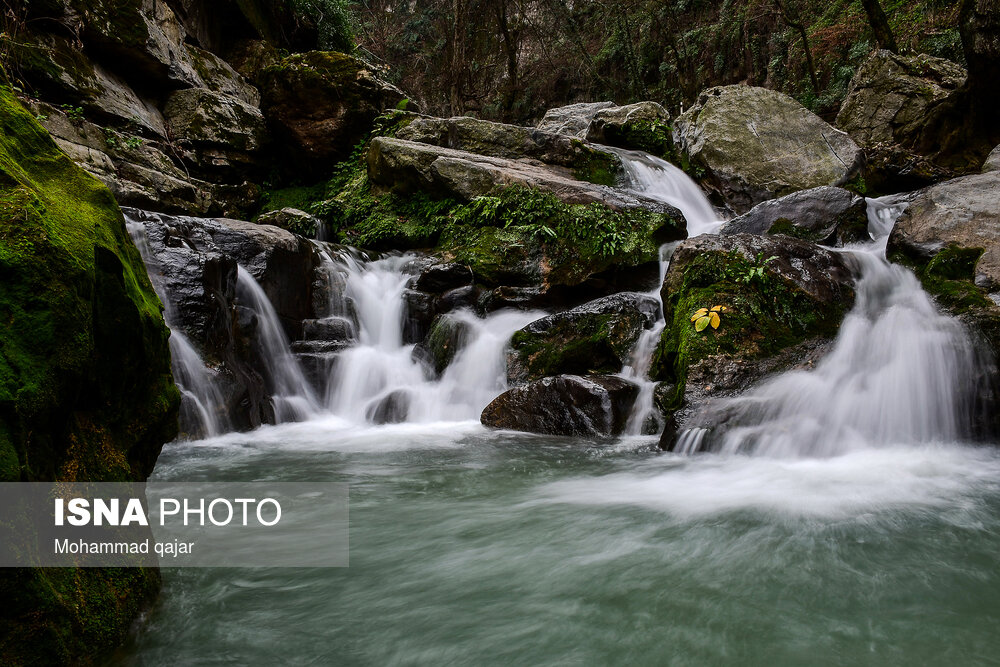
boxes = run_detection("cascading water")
[126,215,228,438]
[610,148,725,434]
[675,198,991,456]
[235,267,319,422]
[321,252,544,424]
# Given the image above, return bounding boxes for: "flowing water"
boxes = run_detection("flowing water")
[117,170,1000,664]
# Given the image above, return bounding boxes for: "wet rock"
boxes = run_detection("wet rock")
[302,317,356,343]
[673,85,863,214]
[481,375,639,437]
[585,101,674,159]
[366,390,411,424]
[438,285,479,313]
[260,51,408,175]
[367,136,678,213]
[508,293,660,383]
[650,233,855,422]
[414,262,474,293]
[402,289,438,344]
[537,101,616,138]
[415,314,473,375]
[888,172,1000,290]
[721,186,869,245]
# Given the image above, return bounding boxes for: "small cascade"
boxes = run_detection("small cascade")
[677,198,991,457]
[235,267,319,422]
[125,216,227,438]
[612,149,725,434]
[609,147,725,237]
[321,253,542,424]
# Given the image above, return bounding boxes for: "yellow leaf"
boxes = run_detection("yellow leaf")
[709,311,721,329]
[711,305,722,312]
[691,308,708,322]
[695,315,711,332]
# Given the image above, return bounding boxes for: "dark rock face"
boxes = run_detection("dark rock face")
[259,51,408,176]
[124,208,321,431]
[585,101,674,159]
[507,293,660,383]
[366,390,411,424]
[481,375,639,437]
[721,186,870,246]
[650,233,855,432]
[413,262,475,293]
[672,85,863,214]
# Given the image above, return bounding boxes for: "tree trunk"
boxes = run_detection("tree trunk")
[860,0,898,53]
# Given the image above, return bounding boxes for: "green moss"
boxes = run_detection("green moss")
[0,86,178,664]
[602,119,675,161]
[767,217,816,241]
[569,142,620,186]
[510,312,640,380]
[650,250,849,410]
[891,244,991,314]
[259,182,328,216]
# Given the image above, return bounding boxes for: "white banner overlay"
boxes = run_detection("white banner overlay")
[0,483,348,567]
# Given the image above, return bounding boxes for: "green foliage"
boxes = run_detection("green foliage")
[103,129,143,151]
[891,244,992,314]
[59,104,84,122]
[290,0,355,52]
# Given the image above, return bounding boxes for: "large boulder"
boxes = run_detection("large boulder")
[367,136,679,213]
[260,51,409,175]
[650,234,855,441]
[481,375,639,437]
[585,101,674,159]
[888,172,1000,290]
[507,293,660,383]
[536,101,616,138]
[720,186,870,245]
[673,85,863,214]
[837,50,967,149]
[836,50,968,190]
[0,87,178,665]
[414,314,473,376]
[396,115,623,185]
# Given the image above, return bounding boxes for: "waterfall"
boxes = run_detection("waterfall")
[321,253,544,424]
[676,199,990,456]
[125,216,227,438]
[611,149,724,434]
[235,267,319,422]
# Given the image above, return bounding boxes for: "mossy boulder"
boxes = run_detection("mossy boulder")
[507,292,659,383]
[0,86,178,663]
[585,101,675,160]
[650,234,854,428]
[396,115,624,186]
[260,51,409,175]
[256,207,321,238]
[481,374,639,437]
[673,85,863,214]
[415,314,473,376]
[721,186,870,246]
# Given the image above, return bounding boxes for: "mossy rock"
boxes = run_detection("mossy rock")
[508,292,659,383]
[650,234,855,414]
[586,102,675,161]
[0,85,178,664]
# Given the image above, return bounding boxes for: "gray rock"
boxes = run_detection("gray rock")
[481,375,639,437]
[721,186,869,245]
[396,115,622,178]
[585,101,673,157]
[888,172,1000,289]
[837,50,966,149]
[367,137,682,215]
[673,85,863,214]
[164,88,267,153]
[537,101,616,138]
[984,145,1000,173]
